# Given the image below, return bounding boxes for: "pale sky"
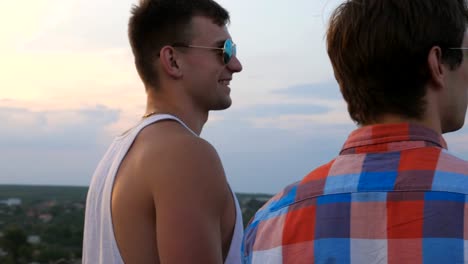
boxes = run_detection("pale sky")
[1,0,467,194]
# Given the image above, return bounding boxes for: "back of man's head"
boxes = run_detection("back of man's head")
[128,0,230,90]
[327,0,468,125]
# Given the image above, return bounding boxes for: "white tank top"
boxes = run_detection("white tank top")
[82,114,243,264]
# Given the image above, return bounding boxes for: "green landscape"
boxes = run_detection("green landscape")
[0,185,270,264]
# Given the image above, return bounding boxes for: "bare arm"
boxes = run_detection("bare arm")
[143,135,229,264]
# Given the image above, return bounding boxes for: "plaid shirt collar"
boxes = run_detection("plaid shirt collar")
[341,122,447,155]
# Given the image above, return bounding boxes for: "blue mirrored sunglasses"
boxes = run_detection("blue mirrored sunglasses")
[172,39,236,64]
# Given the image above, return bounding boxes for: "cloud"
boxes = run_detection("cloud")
[239,104,329,118]
[0,104,120,149]
[272,83,342,100]
[11,0,133,52]
[0,104,121,186]
[211,82,352,132]
[0,1,58,48]
[247,110,350,132]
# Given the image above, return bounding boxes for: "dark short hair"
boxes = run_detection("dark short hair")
[327,0,468,125]
[128,0,230,89]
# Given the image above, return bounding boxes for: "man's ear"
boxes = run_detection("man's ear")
[159,46,183,79]
[427,46,446,90]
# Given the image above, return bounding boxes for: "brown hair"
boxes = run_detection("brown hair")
[327,0,468,125]
[128,0,230,89]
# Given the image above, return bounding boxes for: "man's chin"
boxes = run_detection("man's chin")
[211,98,232,111]
[442,118,465,134]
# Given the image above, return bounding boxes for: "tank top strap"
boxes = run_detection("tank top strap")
[138,113,198,137]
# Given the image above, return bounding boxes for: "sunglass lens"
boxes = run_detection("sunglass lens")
[223,39,234,64]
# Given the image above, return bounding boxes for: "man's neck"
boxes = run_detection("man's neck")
[365,114,442,134]
[145,92,208,136]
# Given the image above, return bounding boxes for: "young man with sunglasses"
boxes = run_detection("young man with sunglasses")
[82,0,243,263]
[243,0,468,263]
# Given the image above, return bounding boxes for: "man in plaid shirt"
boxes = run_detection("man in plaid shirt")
[243,0,468,263]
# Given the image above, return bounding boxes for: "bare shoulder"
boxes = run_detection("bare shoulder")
[112,120,232,262]
[134,120,229,205]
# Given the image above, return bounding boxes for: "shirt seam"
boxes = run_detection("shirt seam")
[268,188,468,213]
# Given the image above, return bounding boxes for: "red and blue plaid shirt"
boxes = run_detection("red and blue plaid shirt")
[243,123,468,264]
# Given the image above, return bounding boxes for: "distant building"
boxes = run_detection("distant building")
[73,202,85,210]
[36,200,57,211]
[27,235,41,245]
[53,259,70,264]
[39,213,53,223]
[45,200,57,207]
[26,209,36,217]
[0,198,22,207]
